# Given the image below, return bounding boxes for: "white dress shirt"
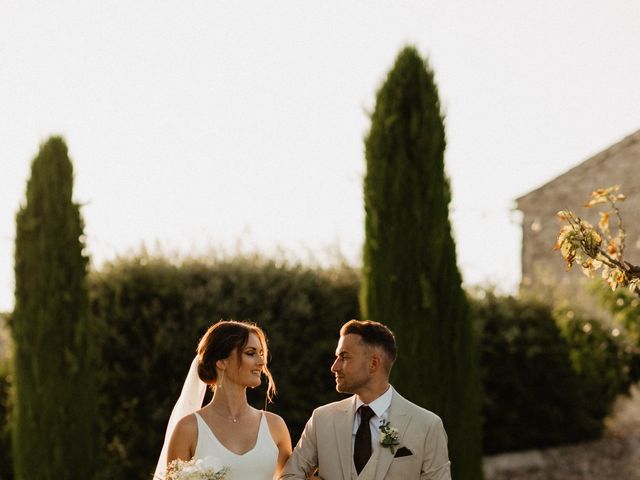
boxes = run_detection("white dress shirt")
[352,385,394,451]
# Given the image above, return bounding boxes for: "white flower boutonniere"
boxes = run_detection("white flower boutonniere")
[379,419,400,454]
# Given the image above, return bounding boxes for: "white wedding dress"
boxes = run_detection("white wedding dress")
[193,412,278,480]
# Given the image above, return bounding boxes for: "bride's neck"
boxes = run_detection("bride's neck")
[210,387,250,414]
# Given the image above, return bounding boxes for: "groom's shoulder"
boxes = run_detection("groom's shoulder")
[311,396,353,417]
[393,391,443,424]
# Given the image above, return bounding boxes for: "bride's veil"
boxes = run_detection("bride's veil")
[154,356,207,478]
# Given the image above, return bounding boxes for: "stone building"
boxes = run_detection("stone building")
[516,130,640,306]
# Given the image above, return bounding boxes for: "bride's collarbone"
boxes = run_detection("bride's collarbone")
[199,407,263,453]
[204,404,260,424]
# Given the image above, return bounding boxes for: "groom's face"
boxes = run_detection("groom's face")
[331,334,372,394]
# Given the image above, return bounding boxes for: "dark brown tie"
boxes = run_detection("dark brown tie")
[354,405,375,474]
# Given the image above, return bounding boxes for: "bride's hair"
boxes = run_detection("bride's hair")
[196,320,276,402]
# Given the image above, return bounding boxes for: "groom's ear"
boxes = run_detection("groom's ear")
[369,352,382,373]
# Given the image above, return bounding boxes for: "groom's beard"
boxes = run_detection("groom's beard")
[335,372,369,394]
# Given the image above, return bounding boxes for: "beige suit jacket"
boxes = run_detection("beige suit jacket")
[279,390,451,480]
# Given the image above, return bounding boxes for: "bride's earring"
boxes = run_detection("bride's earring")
[217,370,225,389]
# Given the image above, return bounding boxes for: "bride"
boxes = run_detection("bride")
[155,320,292,479]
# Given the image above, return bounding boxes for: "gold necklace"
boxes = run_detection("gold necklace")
[211,405,250,423]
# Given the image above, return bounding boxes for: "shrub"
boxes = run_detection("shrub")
[89,254,360,479]
[593,284,640,383]
[559,312,640,424]
[475,293,607,454]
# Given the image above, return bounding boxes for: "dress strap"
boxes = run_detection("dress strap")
[257,411,278,448]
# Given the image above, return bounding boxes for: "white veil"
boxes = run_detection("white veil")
[153,356,207,479]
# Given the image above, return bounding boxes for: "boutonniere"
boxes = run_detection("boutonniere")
[379,419,400,454]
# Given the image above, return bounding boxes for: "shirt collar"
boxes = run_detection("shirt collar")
[355,385,394,418]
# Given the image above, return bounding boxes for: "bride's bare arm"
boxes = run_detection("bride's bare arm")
[166,414,198,464]
[265,412,293,476]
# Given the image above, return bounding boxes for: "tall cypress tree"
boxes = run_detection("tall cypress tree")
[12,137,97,479]
[362,47,483,479]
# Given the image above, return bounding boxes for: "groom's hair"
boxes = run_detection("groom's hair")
[340,319,397,371]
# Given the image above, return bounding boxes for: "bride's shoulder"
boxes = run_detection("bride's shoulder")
[263,410,286,427]
[167,413,199,457]
[263,411,290,439]
[262,410,291,446]
[173,412,199,436]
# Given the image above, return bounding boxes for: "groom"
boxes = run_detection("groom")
[280,319,451,480]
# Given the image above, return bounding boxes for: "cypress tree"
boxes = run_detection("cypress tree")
[12,137,97,479]
[362,47,483,479]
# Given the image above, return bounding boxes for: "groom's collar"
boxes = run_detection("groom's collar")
[355,385,394,418]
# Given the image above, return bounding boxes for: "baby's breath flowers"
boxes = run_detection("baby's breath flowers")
[162,456,230,480]
[379,419,400,454]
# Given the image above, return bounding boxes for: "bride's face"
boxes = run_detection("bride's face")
[225,332,265,389]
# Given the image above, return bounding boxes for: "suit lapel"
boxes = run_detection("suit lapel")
[374,391,411,480]
[334,395,357,480]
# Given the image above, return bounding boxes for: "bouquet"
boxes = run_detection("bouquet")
[164,456,230,480]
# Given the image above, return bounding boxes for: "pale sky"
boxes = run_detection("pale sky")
[2,1,640,312]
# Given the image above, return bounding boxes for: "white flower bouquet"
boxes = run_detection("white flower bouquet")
[164,456,230,480]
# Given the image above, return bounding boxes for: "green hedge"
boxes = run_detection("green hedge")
[560,314,639,424]
[474,292,638,454]
[89,255,359,479]
[3,257,636,474]
[596,283,640,350]
[594,284,640,383]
